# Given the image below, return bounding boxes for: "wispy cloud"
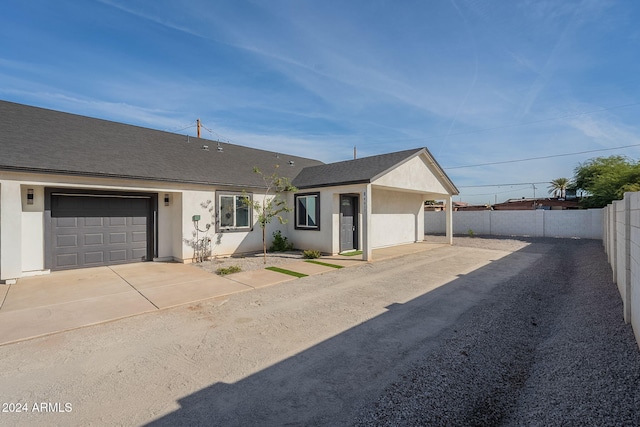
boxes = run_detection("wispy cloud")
[1,0,639,204]
[96,0,203,40]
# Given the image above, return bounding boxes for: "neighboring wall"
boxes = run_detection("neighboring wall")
[603,192,640,349]
[425,209,603,239]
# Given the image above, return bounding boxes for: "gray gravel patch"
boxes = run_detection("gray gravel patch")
[195,251,305,274]
[353,239,640,426]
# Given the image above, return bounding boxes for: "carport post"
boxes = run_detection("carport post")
[446,195,453,245]
[363,184,373,261]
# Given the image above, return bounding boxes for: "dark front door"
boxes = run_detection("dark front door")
[340,195,358,252]
[47,192,154,271]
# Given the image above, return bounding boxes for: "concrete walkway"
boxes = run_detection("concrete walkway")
[0,242,446,345]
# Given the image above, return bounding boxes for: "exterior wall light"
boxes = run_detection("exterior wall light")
[164,194,170,206]
[27,188,34,205]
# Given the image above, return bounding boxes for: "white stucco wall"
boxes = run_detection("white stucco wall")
[180,189,290,260]
[156,191,178,260]
[20,185,45,273]
[287,184,428,254]
[21,212,44,272]
[372,154,450,195]
[2,159,451,278]
[2,171,287,275]
[285,190,334,254]
[371,188,424,248]
[287,184,368,255]
[1,180,23,281]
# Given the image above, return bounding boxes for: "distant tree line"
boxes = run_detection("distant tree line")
[550,155,640,208]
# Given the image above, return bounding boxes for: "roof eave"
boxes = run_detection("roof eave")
[294,179,371,190]
[0,165,271,190]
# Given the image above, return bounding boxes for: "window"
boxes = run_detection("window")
[217,192,251,231]
[295,193,320,230]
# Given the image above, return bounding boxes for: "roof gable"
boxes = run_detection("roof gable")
[372,153,457,196]
[293,147,458,196]
[292,148,424,189]
[0,101,323,188]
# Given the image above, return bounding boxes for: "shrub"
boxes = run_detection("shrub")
[216,265,242,275]
[270,230,294,252]
[303,249,321,259]
[468,228,475,238]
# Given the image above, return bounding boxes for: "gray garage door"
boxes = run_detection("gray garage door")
[49,193,152,271]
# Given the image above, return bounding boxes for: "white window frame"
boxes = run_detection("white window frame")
[216,192,252,232]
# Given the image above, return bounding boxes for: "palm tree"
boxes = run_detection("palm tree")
[548,177,570,199]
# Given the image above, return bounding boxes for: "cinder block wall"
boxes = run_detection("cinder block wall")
[603,193,640,349]
[425,209,603,239]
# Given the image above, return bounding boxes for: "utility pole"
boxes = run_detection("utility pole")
[532,183,537,209]
[197,118,201,138]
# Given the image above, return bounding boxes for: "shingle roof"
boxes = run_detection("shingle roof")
[292,147,458,194]
[0,100,323,188]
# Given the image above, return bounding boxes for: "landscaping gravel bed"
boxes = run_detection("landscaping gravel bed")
[195,250,305,274]
[354,238,640,426]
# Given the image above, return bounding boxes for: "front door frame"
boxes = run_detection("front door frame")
[339,194,359,252]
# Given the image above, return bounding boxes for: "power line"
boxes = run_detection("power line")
[384,101,640,144]
[433,101,640,141]
[458,182,548,188]
[165,123,196,133]
[464,187,533,197]
[445,143,640,169]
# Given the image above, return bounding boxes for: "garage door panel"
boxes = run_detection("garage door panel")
[56,235,78,248]
[109,232,127,244]
[57,253,79,268]
[56,217,78,228]
[49,194,152,271]
[84,233,104,245]
[132,216,147,226]
[132,231,147,243]
[109,250,127,262]
[84,252,104,264]
[109,217,127,226]
[85,217,104,227]
[132,248,147,259]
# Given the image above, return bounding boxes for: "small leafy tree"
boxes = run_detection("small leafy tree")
[243,166,297,264]
[573,156,640,208]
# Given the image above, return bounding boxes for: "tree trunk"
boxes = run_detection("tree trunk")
[262,226,267,264]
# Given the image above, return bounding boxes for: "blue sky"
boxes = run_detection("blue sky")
[1,0,639,204]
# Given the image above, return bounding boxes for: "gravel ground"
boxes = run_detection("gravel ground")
[1,237,638,426]
[354,238,640,426]
[195,251,305,274]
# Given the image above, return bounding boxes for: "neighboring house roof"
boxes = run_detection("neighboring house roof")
[493,198,580,210]
[293,147,458,194]
[0,100,323,188]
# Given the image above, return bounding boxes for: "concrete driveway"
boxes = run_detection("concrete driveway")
[0,263,255,345]
[0,243,445,345]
